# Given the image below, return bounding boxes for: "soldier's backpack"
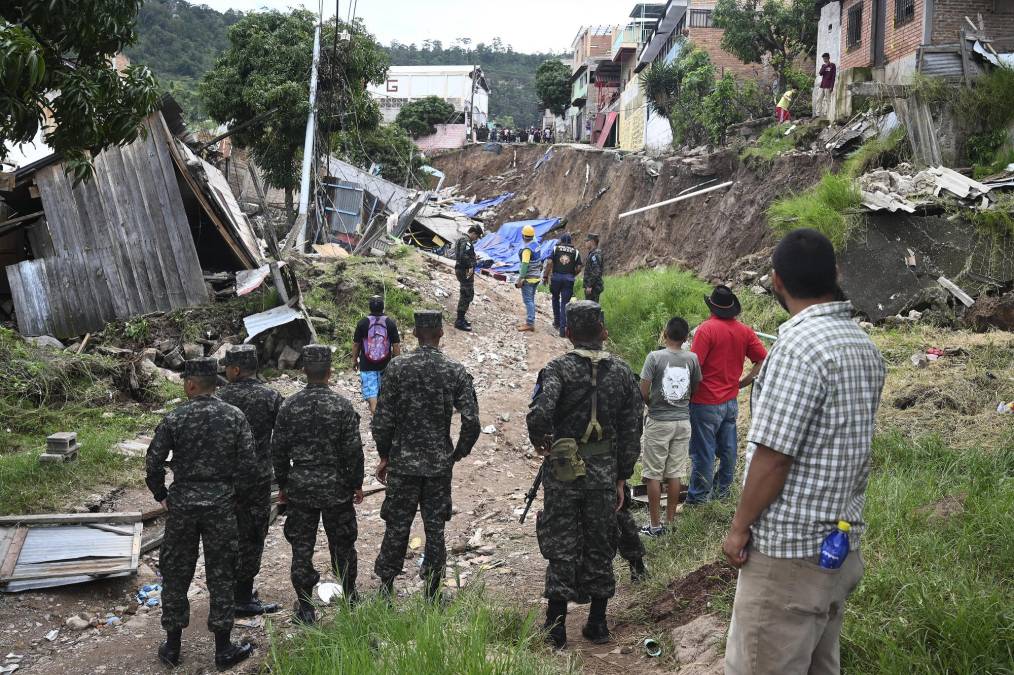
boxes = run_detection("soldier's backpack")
[363,316,391,364]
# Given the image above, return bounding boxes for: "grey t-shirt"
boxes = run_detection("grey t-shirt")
[640,348,702,421]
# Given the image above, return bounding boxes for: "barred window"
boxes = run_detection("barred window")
[895,0,915,26]
[689,9,713,28]
[847,3,863,50]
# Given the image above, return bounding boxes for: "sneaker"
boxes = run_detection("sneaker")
[517,324,534,332]
[639,525,665,538]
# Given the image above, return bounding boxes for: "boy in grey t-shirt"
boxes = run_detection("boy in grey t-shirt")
[639,317,702,536]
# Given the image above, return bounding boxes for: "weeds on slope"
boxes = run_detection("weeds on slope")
[767,173,863,249]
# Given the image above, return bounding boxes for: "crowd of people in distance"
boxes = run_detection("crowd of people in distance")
[490,125,554,144]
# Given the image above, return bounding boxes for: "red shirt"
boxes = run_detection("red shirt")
[690,315,768,405]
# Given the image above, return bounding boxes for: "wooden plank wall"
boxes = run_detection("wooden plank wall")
[4,113,208,338]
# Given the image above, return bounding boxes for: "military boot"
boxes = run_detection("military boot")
[235,579,280,616]
[213,631,253,670]
[293,598,317,625]
[629,557,648,584]
[157,629,182,667]
[544,599,568,650]
[378,577,395,603]
[424,572,444,603]
[581,598,610,644]
[454,318,472,332]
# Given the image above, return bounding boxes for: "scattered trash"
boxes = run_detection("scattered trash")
[481,425,497,435]
[104,615,121,626]
[926,347,945,361]
[644,637,662,657]
[0,664,19,674]
[466,529,483,549]
[235,616,264,628]
[316,582,344,604]
[409,536,423,550]
[136,583,162,606]
[997,401,1014,415]
[44,629,59,641]
[910,353,930,369]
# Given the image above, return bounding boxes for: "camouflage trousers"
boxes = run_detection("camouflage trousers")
[235,479,271,589]
[456,271,474,320]
[283,502,358,599]
[617,484,644,564]
[537,486,617,602]
[584,279,603,303]
[160,504,238,633]
[374,472,452,582]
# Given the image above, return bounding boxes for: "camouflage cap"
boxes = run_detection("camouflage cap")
[302,344,332,366]
[223,344,258,370]
[566,300,604,335]
[414,310,443,329]
[184,357,218,378]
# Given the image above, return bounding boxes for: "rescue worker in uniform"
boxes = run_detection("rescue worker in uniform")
[526,301,642,649]
[515,224,543,332]
[145,357,257,669]
[454,225,483,332]
[542,233,582,338]
[584,233,605,303]
[272,345,364,624]
[372,310,481,600]
[217,344,283,617]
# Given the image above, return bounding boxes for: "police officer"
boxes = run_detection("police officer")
[272,344,364,624]
[217,345,283,617]
[373,310,481,600]
[526,301,642,649]
[454,225,483,332]
[542,233,583,338]
[145,357,256,669]
[584,233,605,303]
[515,224,544,332]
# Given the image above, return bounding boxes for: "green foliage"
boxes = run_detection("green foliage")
[534,59,571,117]
[842,127,910,177]
[740,120,820,161]
[713,0,820,85]
[1,1,161,182]
[967,193,1014,238]
[395,96,457,138]
[334,124,424,187]
[641,44,715,147]
[768,173,863,248]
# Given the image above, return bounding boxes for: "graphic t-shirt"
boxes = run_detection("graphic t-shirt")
[640,348,702,421]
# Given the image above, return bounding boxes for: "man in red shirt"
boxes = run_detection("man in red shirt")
[687,286,767,505]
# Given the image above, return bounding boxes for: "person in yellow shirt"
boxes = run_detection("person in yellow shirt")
[514,225,543,332]
[775,88,796,123]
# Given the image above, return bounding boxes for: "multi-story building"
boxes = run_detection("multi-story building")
[615,4,667,151]
[367,65,490,130]
[567,26,620,143]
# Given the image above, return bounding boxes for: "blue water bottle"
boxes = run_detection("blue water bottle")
[819,520,851,569]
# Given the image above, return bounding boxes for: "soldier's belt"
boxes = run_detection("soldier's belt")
[578,438,612,458]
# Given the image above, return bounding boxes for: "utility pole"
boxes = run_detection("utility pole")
[469,63,478,143]
[295,22,322,252]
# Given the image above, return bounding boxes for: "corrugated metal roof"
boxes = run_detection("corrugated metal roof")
[326,156,416,215]
[18,526,132,564]
[242,303,305,343]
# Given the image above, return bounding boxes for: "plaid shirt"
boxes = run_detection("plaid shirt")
[744,301,885,558]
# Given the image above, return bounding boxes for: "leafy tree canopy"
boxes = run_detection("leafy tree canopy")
[334,124,423,187]
[1,0,161,181]
[395,96,456,138]
[535,59,572,118]
[712,0,819,85]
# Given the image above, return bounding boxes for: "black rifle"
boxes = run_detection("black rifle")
[518,463,545,524]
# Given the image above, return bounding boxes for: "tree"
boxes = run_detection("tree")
[535,59,571,117]
[712,0,819,89]
[641,43,715,147]
[1,0,160,181]
[395,96,456,138]
[334,124,423,187]
[200,10,389,224]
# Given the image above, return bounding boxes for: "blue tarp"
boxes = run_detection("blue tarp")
[451,192,515,218]
[473,218,560,274]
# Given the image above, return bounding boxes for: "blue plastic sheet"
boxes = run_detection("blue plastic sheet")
[451,192,515,218]
[473,218,560,274]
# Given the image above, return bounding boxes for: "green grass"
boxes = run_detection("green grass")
[842,127,910,178]
[740,120,821,163]
[268,585,569,674]
[767,172,864,249]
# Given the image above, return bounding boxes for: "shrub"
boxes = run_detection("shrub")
[767,173,863,248]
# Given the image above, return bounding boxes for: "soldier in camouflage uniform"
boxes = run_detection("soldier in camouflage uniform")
[526,301,642,649]
[372,310,481,600]
[454,225,483,332]
[272,344,364,625]
[145,357,256,669]
[583,234,605,303]
[217,344,283,616]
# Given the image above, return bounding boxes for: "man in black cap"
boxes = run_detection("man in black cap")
[583,234,604,303]
[272,344,364,624]
[453,225,483,332]
[542,233,583,338]
[686,286,767,505]
[145,357,257,669]
[526,301,642,649]
[217,344,283,617]
[372,310,481,600]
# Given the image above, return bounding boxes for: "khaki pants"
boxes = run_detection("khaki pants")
[725,547,864,675]
[815,87,833,117]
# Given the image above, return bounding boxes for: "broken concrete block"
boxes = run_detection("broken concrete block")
[183,343,203,360]
[26,335,65,350]
[750,285,768,295]
[277,345,301,370]
[47,432,78,453]
[910,353,930,369]
[65,615,91,631]
[141,348,159,362]
[162,348,184,371]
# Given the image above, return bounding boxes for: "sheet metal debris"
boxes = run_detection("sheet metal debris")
[242,301,307,343]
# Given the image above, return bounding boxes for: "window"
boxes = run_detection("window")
[689,9,713,28]
[894,0,915,26]
[846,3,864,51]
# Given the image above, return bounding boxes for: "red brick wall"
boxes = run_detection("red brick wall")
[686,27,769,80]
[932,0,1014,43]
[885,0,925,62]
[841,0,875,69]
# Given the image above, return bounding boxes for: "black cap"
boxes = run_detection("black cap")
[369,295,384,314]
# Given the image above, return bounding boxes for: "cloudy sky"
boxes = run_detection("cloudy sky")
[198,0,631,53]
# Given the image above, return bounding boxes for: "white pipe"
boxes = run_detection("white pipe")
[618,181,734,219]
[295,23,322,251]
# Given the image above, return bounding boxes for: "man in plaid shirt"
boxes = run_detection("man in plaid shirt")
[723,229,886,674]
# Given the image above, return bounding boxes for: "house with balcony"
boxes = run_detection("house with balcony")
[566,26,619,143]
[615,4,667,151]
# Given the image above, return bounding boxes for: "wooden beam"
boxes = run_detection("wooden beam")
[959,28,973,87]
[129,521,143,571]
[0,528,28,580]
[0,512,143,526]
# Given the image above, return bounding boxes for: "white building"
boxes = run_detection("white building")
[368,65,491,128]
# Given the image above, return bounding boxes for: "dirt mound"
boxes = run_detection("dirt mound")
[639,560,737,628]
[431,144,832,279]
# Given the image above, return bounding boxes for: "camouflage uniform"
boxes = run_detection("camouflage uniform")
[616,484,645,565]
[584,243,605,303]
[217,346,283,594]
[272,345,364,600]
[372,311,481,586]
[526,302,641,603]
[145,358,257,633]
[454,235,477,323]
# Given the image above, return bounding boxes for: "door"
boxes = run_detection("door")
[872,0,887,67]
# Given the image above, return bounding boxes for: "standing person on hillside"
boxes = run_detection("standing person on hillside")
[217,345,282,618]
[373,310,481,601]
[686,286,767,506]
[775,87,797,123]
[638,317,702,536]
[527,301,643,649]
[583,233,605,303]
[543,233,583,338]
[515,224,544,332]
[723,229,885,674]
[816,53,837,117]
[145,357,256,670]
[352,296,401,414]
[454,225,483,332]
[272,345,364,624]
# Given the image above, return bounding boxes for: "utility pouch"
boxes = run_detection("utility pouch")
[549,437,586,482]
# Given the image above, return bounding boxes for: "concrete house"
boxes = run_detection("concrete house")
[567,26,620,143]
